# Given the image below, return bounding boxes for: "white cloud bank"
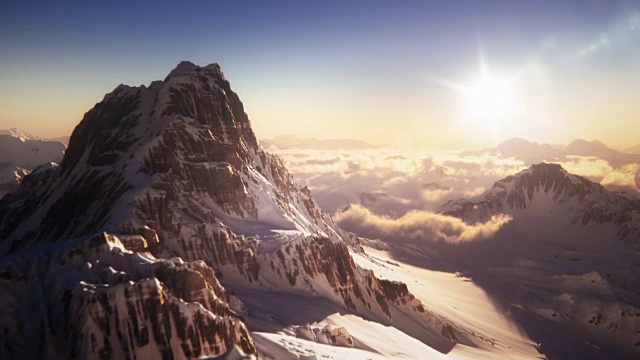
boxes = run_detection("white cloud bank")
[335,204,512,244]
[274,148,529,215]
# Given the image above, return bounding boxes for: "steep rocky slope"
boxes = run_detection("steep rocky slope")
[0,62,457,358]
[0,232,255,359]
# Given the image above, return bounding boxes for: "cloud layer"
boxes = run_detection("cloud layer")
[335,204,512,244]
[270,145,638,244]
[273,147,527,216]
[272,147,639,219]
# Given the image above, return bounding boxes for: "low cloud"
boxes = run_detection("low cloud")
[335,204,512,244]
[559,156,613,180]
[559,156,639,193]
[421,187,453,203]
[601,163,640,191]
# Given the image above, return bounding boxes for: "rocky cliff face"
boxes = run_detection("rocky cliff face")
[440,163,640,239]
[0,232,255,359]
[0,62,457,358]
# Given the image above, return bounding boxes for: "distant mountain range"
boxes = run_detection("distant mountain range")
[0,131,66,198]
[463,137,640,168]
[261,134,377,150]
[0,128,70,145]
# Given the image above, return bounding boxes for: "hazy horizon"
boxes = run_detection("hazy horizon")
[2,1,640,148]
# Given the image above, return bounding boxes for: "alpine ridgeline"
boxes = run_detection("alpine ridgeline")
[440,163,640,240]
[0,62,456,359]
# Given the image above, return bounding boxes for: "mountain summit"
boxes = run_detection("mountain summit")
[0,62,457,359]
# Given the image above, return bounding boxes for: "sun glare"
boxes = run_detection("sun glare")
[437,59,523,134]
[463,71,517,123]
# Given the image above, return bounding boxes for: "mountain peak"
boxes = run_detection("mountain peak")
[566,138,612,153]
[501,162,594,197]
[0,128,36,141]
[568,138,602,146]
[165,61,224,81]
[527,162,566,174]
[498,137,536,147]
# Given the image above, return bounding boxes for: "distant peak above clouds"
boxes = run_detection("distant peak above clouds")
[0,128,37,141]
[439,162,640,240]
[565,138,617,157]
[260,134,377,150]
[462,137,640,168]
[0,130,67,198]
[0,128,70,145]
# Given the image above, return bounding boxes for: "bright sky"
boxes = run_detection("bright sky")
[1,0,639,149]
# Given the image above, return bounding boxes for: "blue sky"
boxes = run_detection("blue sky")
[1,0,639,148]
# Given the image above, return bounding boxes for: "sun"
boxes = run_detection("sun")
[436,59,523,132]
[462,70,517,123]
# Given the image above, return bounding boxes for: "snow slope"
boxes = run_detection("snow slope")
[427,164,640,358]
[248,246,543,360]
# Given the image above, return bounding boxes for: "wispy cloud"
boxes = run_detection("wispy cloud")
[578,35,610,57]
[577,12,640,57]
[601,163,640,191]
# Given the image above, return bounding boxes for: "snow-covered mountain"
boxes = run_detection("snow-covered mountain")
[0,132,66,198]
[0,62,458,359]
[435,163,640,358]
[440,162,640,240]
[0,128,37,141]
